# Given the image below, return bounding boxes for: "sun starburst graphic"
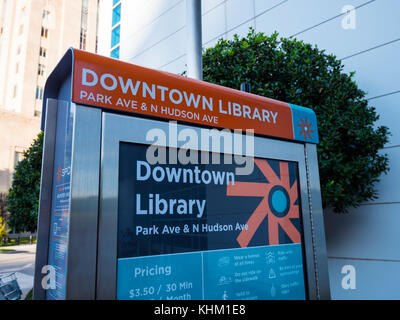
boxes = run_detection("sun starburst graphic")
[298,117,314,140]
[227,159,300,247]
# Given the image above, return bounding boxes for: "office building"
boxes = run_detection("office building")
[0,0,99,193]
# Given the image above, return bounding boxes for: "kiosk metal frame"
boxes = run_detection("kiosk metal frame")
[34,48,330,300]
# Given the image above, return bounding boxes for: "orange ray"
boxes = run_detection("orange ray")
[255,159,280,185]
[227,182,269,197]
[286,205,299,219]
[289,180,298,205]
[278,219,301,243]
[230,159,302,247]
[268,215,280,245]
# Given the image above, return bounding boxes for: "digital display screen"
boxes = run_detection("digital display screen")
[116,142,308,300]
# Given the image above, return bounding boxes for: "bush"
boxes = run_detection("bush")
[7,132,43,232]
[202,29,389,213]
[25,288,33,300]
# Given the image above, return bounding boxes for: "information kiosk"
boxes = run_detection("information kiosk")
[34,48,330,300]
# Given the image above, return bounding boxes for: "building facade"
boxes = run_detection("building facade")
[0,0,99,193]
[97,0,399,299]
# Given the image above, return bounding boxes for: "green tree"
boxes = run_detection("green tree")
[0,217,10,238]
[202,30,389,213]
[7,132,43,232]
[0,192,7,219]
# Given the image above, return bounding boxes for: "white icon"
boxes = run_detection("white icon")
[270,285,276,297]
[222,291,228,300]
[217,256,230,268]
[218,276,232,286]
[53,222,58,235]
[268,268,276,279]
[266,251,275,264]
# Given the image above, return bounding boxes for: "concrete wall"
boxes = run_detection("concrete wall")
[98,0,400,299]
[0,110,40,193]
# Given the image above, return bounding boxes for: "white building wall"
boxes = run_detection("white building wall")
[98,0,400,299]
[97,0,112,57]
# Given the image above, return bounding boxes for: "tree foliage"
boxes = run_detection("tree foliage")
[7,132,43,232]
[0,217,9,238]
[202,30,389,213]
[0,193,7,220]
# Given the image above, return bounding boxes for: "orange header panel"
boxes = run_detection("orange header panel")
[72,50,294,139]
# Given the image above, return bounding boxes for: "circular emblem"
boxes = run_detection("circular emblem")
[268,185,290,218]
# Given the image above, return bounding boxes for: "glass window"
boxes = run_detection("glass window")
[112,4,121,26]
[81,0,88,30]
[14,151,24,168]
[20,6,26,19]
[111,46,120,59]
[42,9,50,19]
[38,64,45,76]
[41,27,48,38]
[36,86,43,100]
[39,47,46,57]
[111,25,120,48]
[80,28,87,50]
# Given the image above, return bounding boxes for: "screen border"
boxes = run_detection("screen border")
[116,141,310,300]
[97,111,318,300]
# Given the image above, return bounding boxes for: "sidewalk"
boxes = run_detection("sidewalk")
[0,244,36,254]
[0,244,36,299]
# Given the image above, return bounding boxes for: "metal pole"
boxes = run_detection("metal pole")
[186,0,202,80]
[240,83,251,93]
